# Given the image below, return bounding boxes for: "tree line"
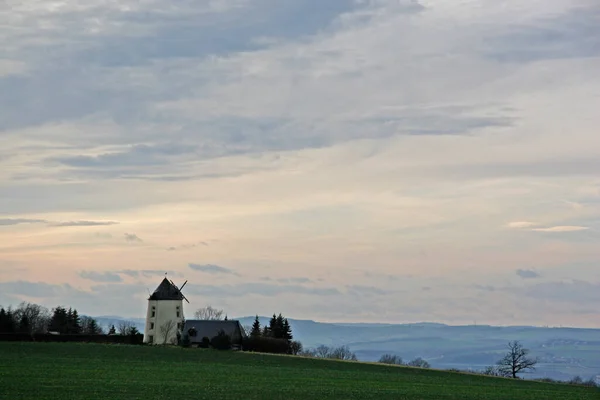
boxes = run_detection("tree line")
[0,302,136,336]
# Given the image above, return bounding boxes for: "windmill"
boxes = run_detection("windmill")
[170,279,189,303]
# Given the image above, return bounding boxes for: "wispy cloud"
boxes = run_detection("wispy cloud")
[188,263,237,275]
[167,242,209,251]
[50,220,118,227]
[186,282,340,297]
[516,269,541,279]
[531,226,589,233]
[124,233,143,242]
[80,271,122,283]
[116,270,178,278]
[506,221,537,229]
[0,218,46,226]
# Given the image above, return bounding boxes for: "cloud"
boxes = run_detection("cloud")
[0,0,599,327]
[124,233,143,242]
[0,218,117,228]
[186,282,340,297]
[0,218,46,226]
[116,270,178,278]
[531,226,589,233]
[516,269,541,279]
[506,221,537,229]
[473,285,496,292]
[0,281,87,299]
[188,263,237,275]
[0,59,29,77]
[506,222,590,233]
[79,271,123,283]
[50,220,118,227]
[504,280,600,304]
[277,277,313,284]
[346,285,390,296]
[167,242,209,251]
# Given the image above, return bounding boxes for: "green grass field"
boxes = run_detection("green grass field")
[0,343,598,400]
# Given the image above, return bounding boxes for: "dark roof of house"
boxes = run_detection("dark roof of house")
[182,320,246,343]
[148,278,184,301]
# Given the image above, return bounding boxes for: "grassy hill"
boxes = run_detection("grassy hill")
[1,343,598,400]
[93,315,600,381]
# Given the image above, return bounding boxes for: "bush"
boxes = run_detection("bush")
[243,336,291,354]
[289,340,303,355]
[302,345,357,361]
[406,357,430,368]
[378,354,403,365]
[181,333,190,348]
[210,331,231,350]
[198,337,210,348]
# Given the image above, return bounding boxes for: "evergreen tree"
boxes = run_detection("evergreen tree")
[49,306,69,334]
[66,308,81,334]
[5,310,16,333]
[19,314,31,334]
[0,308,7,333]
[268,314,280,338]
[108,325,116,335]
[83,317,102,335]
[282,318,293,341]
[261,325,270,337]
[89,318,100,334]
[250,315,261,337]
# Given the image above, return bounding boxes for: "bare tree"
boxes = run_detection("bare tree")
[497,340,538,378]
[406,357,431,368]
[13,302,51,335]
[80,316,104,334]
[315,345,332,358]
[481,365,510,377]
[160,320,177,345]
[242,325,252,337]
[378,354,403,365]
[194,305,224,320]
[117,320,136,335]
[329,345,358,361]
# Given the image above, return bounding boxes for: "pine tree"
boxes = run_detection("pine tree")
[87,318,101,335]
[108,325,116,335]
[49,306,69,334]
[5,310,16,333]
[19,314,30,334]
[282,318,293,341]
[72,310,81,334]
[262,325,270,337]
[67,309,81,334]
[0,308,7,333]
[250,315,261,337]
[268,314,280,338]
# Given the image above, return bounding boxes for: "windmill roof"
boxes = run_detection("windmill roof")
[148,277,184,301]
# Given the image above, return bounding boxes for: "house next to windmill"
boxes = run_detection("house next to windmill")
[143,277,189,345]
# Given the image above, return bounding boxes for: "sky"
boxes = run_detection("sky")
[1,0,599,328]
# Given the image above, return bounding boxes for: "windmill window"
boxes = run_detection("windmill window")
[151,306,156,318]
[176,311,180,317]
[150,322,154,330]
[149,335,153,344]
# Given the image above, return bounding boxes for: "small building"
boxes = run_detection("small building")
[143,277,187,345]
[182,319,246,348]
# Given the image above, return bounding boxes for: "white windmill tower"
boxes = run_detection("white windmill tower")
[143,275,189,345]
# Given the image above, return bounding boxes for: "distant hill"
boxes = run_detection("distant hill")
[93,314,600,382]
